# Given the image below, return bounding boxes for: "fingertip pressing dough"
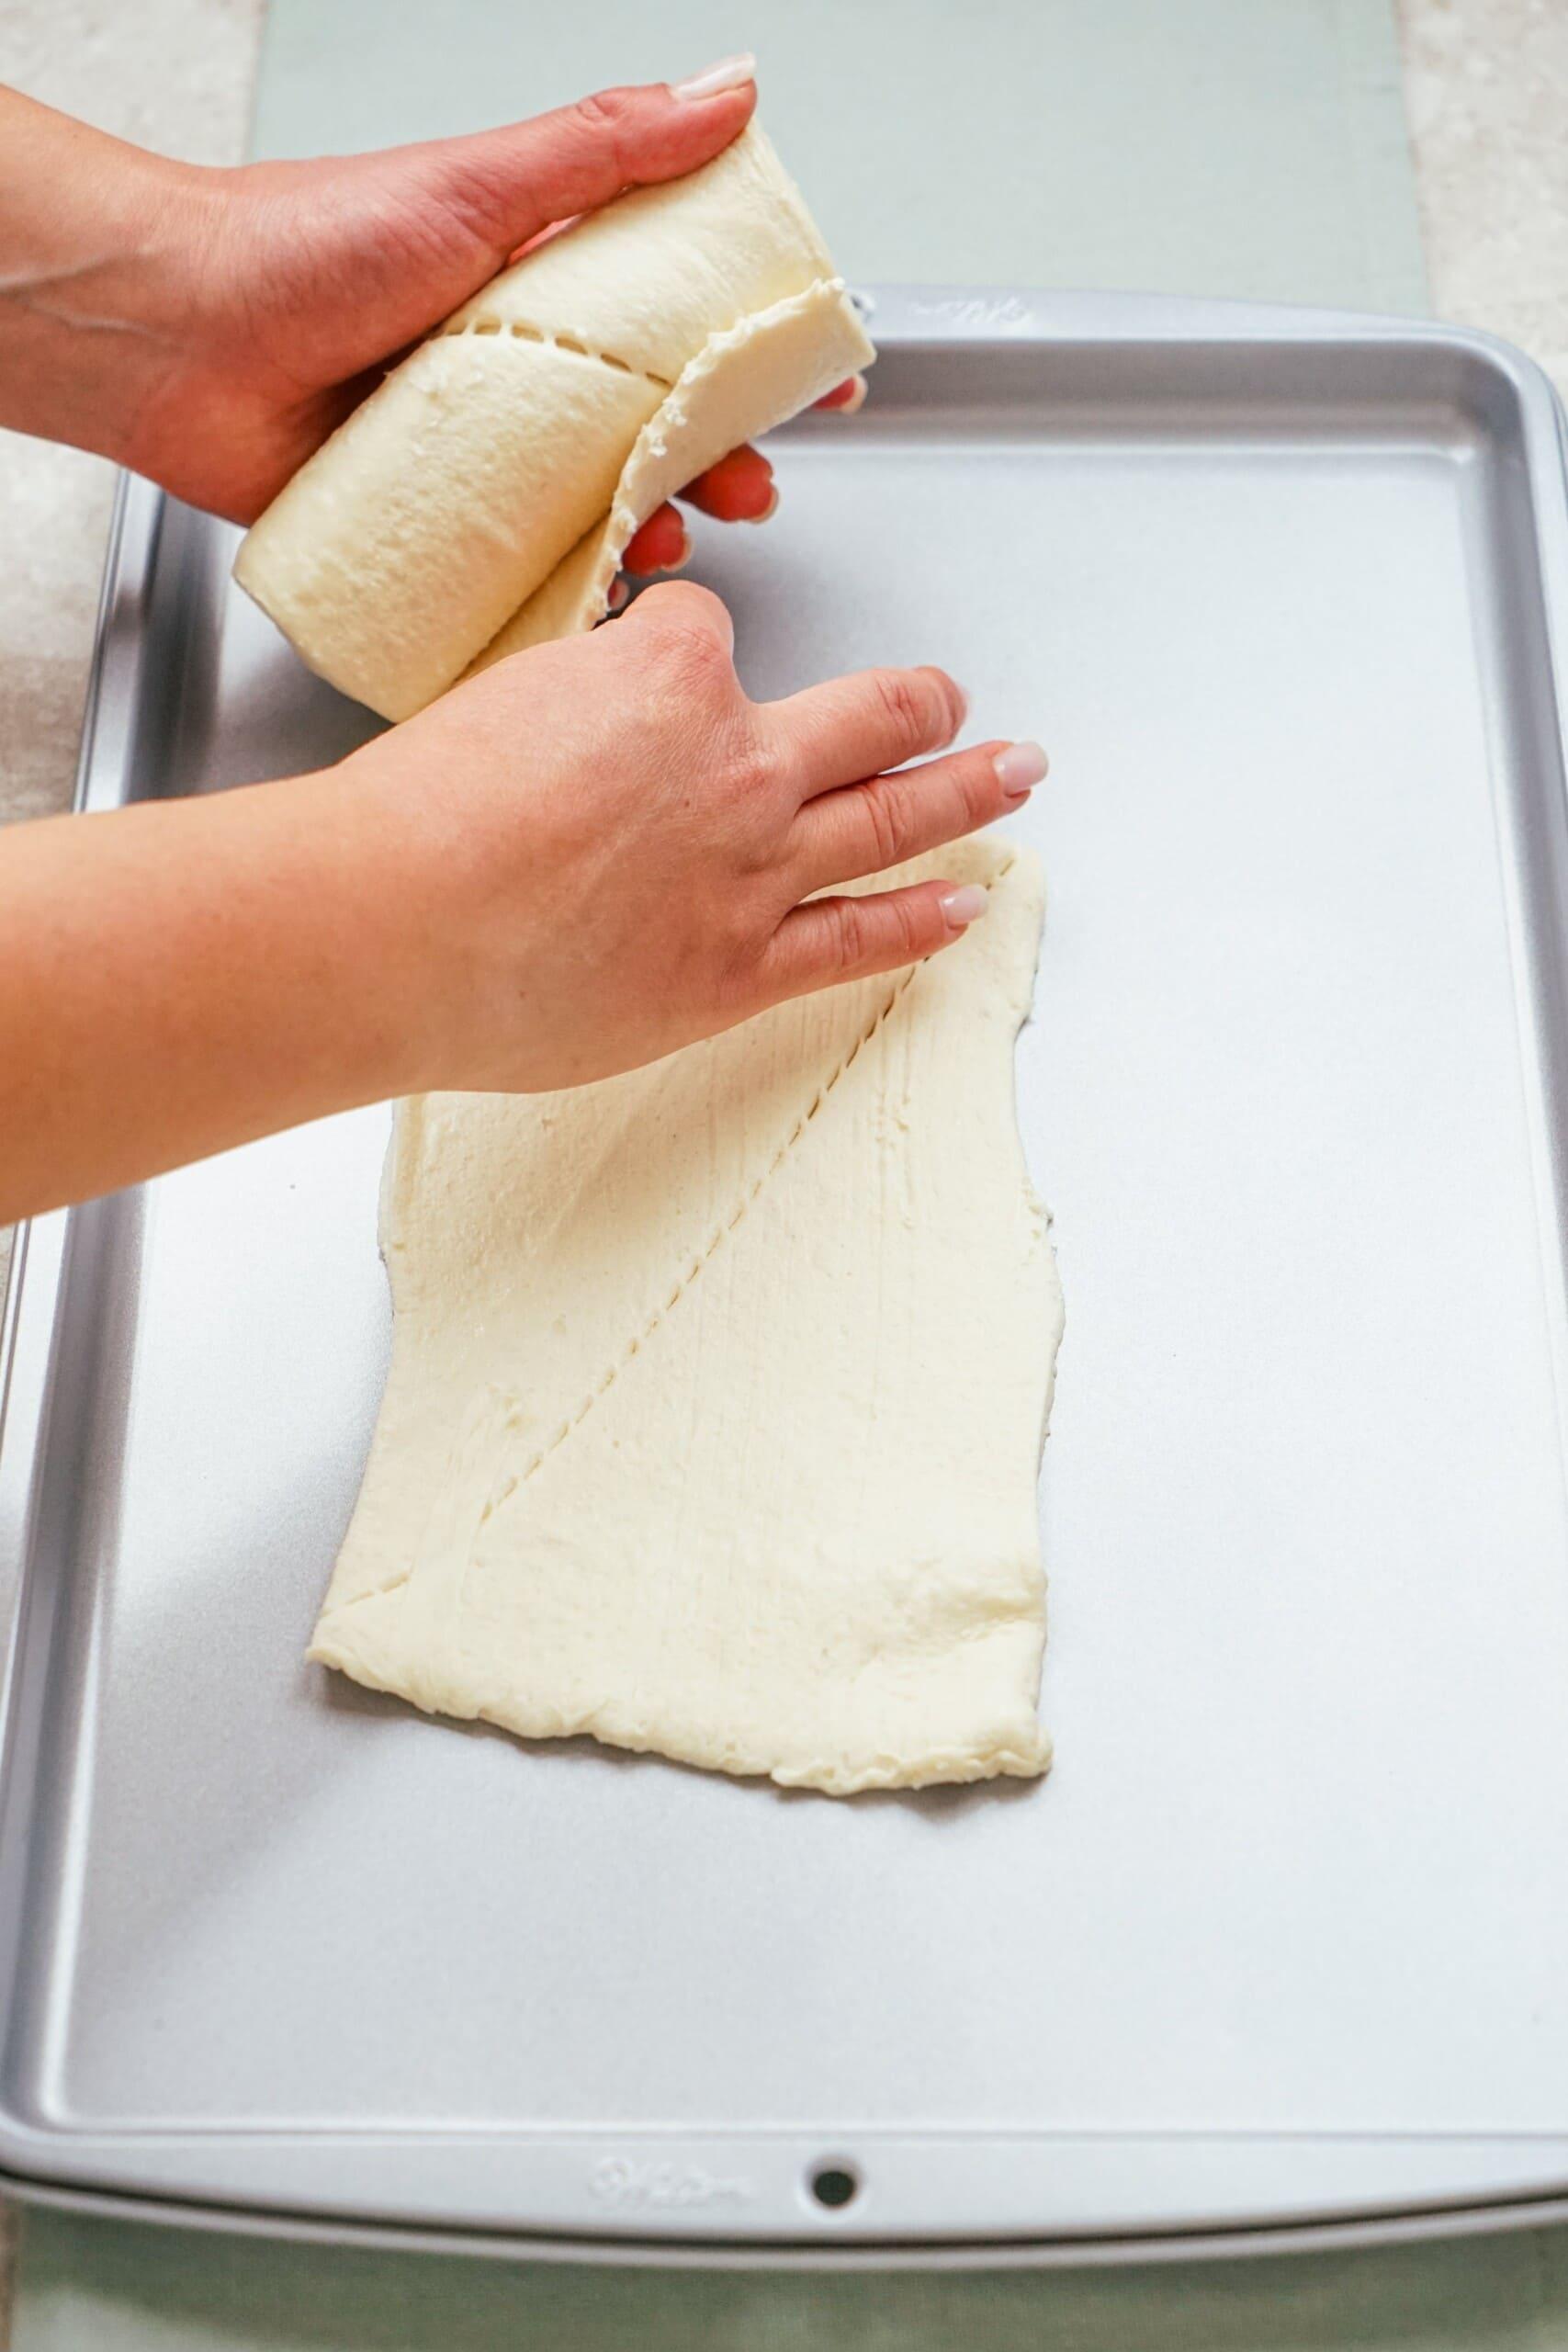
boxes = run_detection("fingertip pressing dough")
[310,841,1062,1795]
[233,123,874,718]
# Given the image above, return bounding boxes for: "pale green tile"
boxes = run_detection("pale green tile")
[249,0,1428,311]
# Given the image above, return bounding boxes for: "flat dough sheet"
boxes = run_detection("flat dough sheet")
[311,838,1062,1794]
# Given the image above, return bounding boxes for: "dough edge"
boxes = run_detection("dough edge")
[231,122,874,720]
[309,842,1059,1798]
[465,276,874,673]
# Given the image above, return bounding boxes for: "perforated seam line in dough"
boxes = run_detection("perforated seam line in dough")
[481,855,1019,1516]
[344,859,1014,1613]
[440,315,675,390]
[334,967,919,1617]
[477,964,921,1518]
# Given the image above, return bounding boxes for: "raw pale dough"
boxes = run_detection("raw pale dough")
[311,840,1061,1794]
[233,124,873,719]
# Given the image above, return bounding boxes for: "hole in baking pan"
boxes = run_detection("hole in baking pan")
[808,2162,860,2211]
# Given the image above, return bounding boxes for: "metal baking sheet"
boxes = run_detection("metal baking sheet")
[5,290,1568,2259]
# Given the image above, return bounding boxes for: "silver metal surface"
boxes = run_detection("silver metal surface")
[4,290,1568,2257]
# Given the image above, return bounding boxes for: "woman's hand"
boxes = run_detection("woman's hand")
[0,67,863,543]
[0,587,1044,1216]
[354,584,1044,1092]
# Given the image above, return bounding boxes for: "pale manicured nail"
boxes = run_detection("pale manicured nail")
[994,740,1048,797]
[671,52,757,100]
[940,884,988,929]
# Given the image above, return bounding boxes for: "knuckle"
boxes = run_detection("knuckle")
[733,729,785,805]
[885,893,926,964]
[662,615,726,675]
[716,921,771,1012]
[861,782,908,871]
[638,582,728,650]
[957,752,998,829]
[716,915,760,982]
[871,668,931,756]
[570,85,640,138]
[830,896,873,969]
[643,617,731,698]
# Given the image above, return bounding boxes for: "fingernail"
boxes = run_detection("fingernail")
[671,52,757,100]
[994,740,1048,797]
[953,682,972,729]
[657,523,692,573]
[739,484,780,525]
[606,576,629,613]
[940,884,988,929]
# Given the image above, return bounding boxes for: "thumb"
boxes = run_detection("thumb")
[397,70,757,274]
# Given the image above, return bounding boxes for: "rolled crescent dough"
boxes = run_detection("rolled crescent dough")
[311,839,1059,1794]
[233,124,874,718]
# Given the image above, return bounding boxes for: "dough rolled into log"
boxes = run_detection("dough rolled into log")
[233,123,874,719]
[310,842,1062,1796]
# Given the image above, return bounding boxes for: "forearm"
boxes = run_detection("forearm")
[0,87,200,466]
[0,775,438,1220]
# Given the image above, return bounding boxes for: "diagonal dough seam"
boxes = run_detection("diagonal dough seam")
[341,857,1016,1617]
[335,963,919,1618]
[489,974,919,1506]
[480,854,1019,1511]
[440,313,675,390]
